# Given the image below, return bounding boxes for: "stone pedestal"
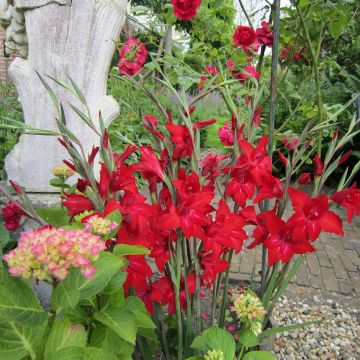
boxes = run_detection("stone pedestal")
[5,0,127,192]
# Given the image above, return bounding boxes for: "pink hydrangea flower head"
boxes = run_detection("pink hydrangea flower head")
[3,228,106,281]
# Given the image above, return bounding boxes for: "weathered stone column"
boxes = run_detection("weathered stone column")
[5,0,127,192]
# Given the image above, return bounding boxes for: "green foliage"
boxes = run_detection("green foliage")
[0,83,24,178]
[191,327,236,360]
[0,247,155,359]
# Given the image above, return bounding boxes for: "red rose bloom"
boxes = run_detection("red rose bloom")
[118,37,147,77]
[171,0,202,20]
[2,202,24,232]
[233,26,256,51]
[256,21,273,47]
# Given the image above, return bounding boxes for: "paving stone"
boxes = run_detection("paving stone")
[328,255,348,280]
[321,267,339,293]
[344,249,360,268]
[306,253,320,276]
[296,263,310,287]
[338,254,358,273]
[239,254,255,275]
[309,275,323,289]
[329,234,344,251]
[349,273,360,297]
[353,242,360,257]
[317,253,332,268]
[342,237,354,250]
[338,279,353,296]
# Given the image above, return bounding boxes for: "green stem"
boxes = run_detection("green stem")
[175,239,183,360]
[294,1,324,154]
[219,250,234,328]
[193,238,202,334]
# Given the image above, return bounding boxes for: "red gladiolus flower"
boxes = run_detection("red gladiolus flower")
[288,188,344,241]
[63,193,94,217]
[193,118,216,130]
[124,256,153,293]
[203,200,247,256]
[331,184,360,223]
[233,25,257,51]
[278,151,289,167]
[143,115,165,141]
[118,37,147,77]
[339,150,352,166]
[2,202,24,232]
[281,136,299,151]
[218,122,234,146]
[88,146,100,166]
[110,164,138,194]
[98,163,110,200]
[198,66,219,89]
[297,172,311,185]
[253,106,262,127]
[77,179,90,193]
[133,146,165,191]
[200,252,229,287]
[225,175,255,208]
[263,211,315,266]
[254,174,284,204]
[236,64,260,82]
[171,0,201,20]
[161,190,214,240]
[166,123,193,160]
[313,153,324,177]
[9,180,23,195]
[256,21,273,46]
[201,153,226,181]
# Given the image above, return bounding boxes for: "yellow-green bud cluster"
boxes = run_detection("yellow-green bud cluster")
[231,291,266,322]
[204,350,225,360]
[85,215,118,237]
[51,165,75,179]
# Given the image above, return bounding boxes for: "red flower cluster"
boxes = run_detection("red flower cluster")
[118,37,147,76]
[171,0,201,20]
[2,202,24,232]
[233,22,273,52]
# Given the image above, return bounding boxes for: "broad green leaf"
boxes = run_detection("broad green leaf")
[237,330,260,348]
[0,268,48,326]
[242,350,276,360]
[94,307,137,345]
[49,178,70,189]
[123,296,156,329]
[82,347,117,360]
[76,252,127,300]
[36,206,69,227]
[44,319,87,360]
[91,323,135,359]
[187,357,202,360]
[106,209,122,224]
[113,244,150,257]
[102,271,127,295]
[117,338,135,360]
[64,306,91,325]
[51,278,80,310]
[0,320,47,360]
[0,221,10,249]
[191,327,235,360]
[91,323,120,355]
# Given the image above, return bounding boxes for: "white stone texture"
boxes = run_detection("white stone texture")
[5,0,127,192]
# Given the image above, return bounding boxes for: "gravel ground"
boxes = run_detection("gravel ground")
[272,295,360,360]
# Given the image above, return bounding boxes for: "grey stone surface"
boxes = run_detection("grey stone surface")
[5,0,128,192]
